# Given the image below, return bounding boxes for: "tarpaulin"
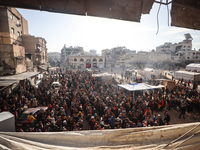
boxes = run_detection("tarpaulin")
[0,122,200,149]
[118,83,165,91]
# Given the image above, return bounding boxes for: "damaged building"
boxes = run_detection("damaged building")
[0,7,48,94]
[0,7,28,75]
[0,7,48,75]
[22,35,48,71]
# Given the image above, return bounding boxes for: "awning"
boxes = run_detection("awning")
[0,80,18,87]
[38,65,48,71]
[155,79,170,81]
[0,72,40,81]
[0,80,18,91]
[118,83,165,91]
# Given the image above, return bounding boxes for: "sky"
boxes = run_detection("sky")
[17,3,200,54]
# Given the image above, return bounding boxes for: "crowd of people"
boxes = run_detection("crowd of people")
[0,70,199,132]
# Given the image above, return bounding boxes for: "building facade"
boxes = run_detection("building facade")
[129,50,171,64]
[0,7,28,75]
[68,55,104,69]
[22,35,48,67]
[156,34,192,54]
[102,47,136,68]
[156,34,197,63]
[60,45,84,69]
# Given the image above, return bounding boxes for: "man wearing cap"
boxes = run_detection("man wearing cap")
[158,114,164,125]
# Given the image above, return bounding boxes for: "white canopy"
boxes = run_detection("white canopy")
[186,63,200,72]
[175,70,200,81]
[118,83,165,91]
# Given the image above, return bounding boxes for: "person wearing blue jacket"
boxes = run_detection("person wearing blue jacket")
[109,116,115,129]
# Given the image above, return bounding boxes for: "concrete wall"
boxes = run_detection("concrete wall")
[22,35,47,65]
[0,44,15,68]
[0,44,26,74]
[0,7,10,44]
[21,17,28,35]
[13,45,26,74]
[0,7,29,46]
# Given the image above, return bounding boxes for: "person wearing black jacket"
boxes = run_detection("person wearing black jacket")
[164,112,170,124]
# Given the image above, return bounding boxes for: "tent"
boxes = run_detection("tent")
[0,112,15,132]
[186,63,200,72]
[118,83,165,91]
[175,71,200,82]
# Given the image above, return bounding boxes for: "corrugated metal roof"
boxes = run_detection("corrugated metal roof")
[0,72,39,81]
[0,80,18,87]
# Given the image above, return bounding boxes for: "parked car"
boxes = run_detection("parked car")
[52,81,61,92]
[16,107,48,130]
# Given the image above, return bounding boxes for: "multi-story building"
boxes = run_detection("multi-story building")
[22,35,48,70]
[0,7,48,74]
[156,34,192,54]
[68,54,104,69]
[60,45,84,70]
[128,50,172,65]
[102,34,197,68]
[156,33,197,63]
[102,47,135,68]
[0,7,28,75]
[171,49,200,63]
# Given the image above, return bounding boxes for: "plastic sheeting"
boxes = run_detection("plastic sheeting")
[0,112,15,132]
[175,71,200,82]
[1,122,200,150]
[118,83,165,91]
[186,63,200,72]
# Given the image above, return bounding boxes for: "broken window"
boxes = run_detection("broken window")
[10,14,13,20]
[17,31,20,36]
[11,28,14,34]
[35,44,41,52]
